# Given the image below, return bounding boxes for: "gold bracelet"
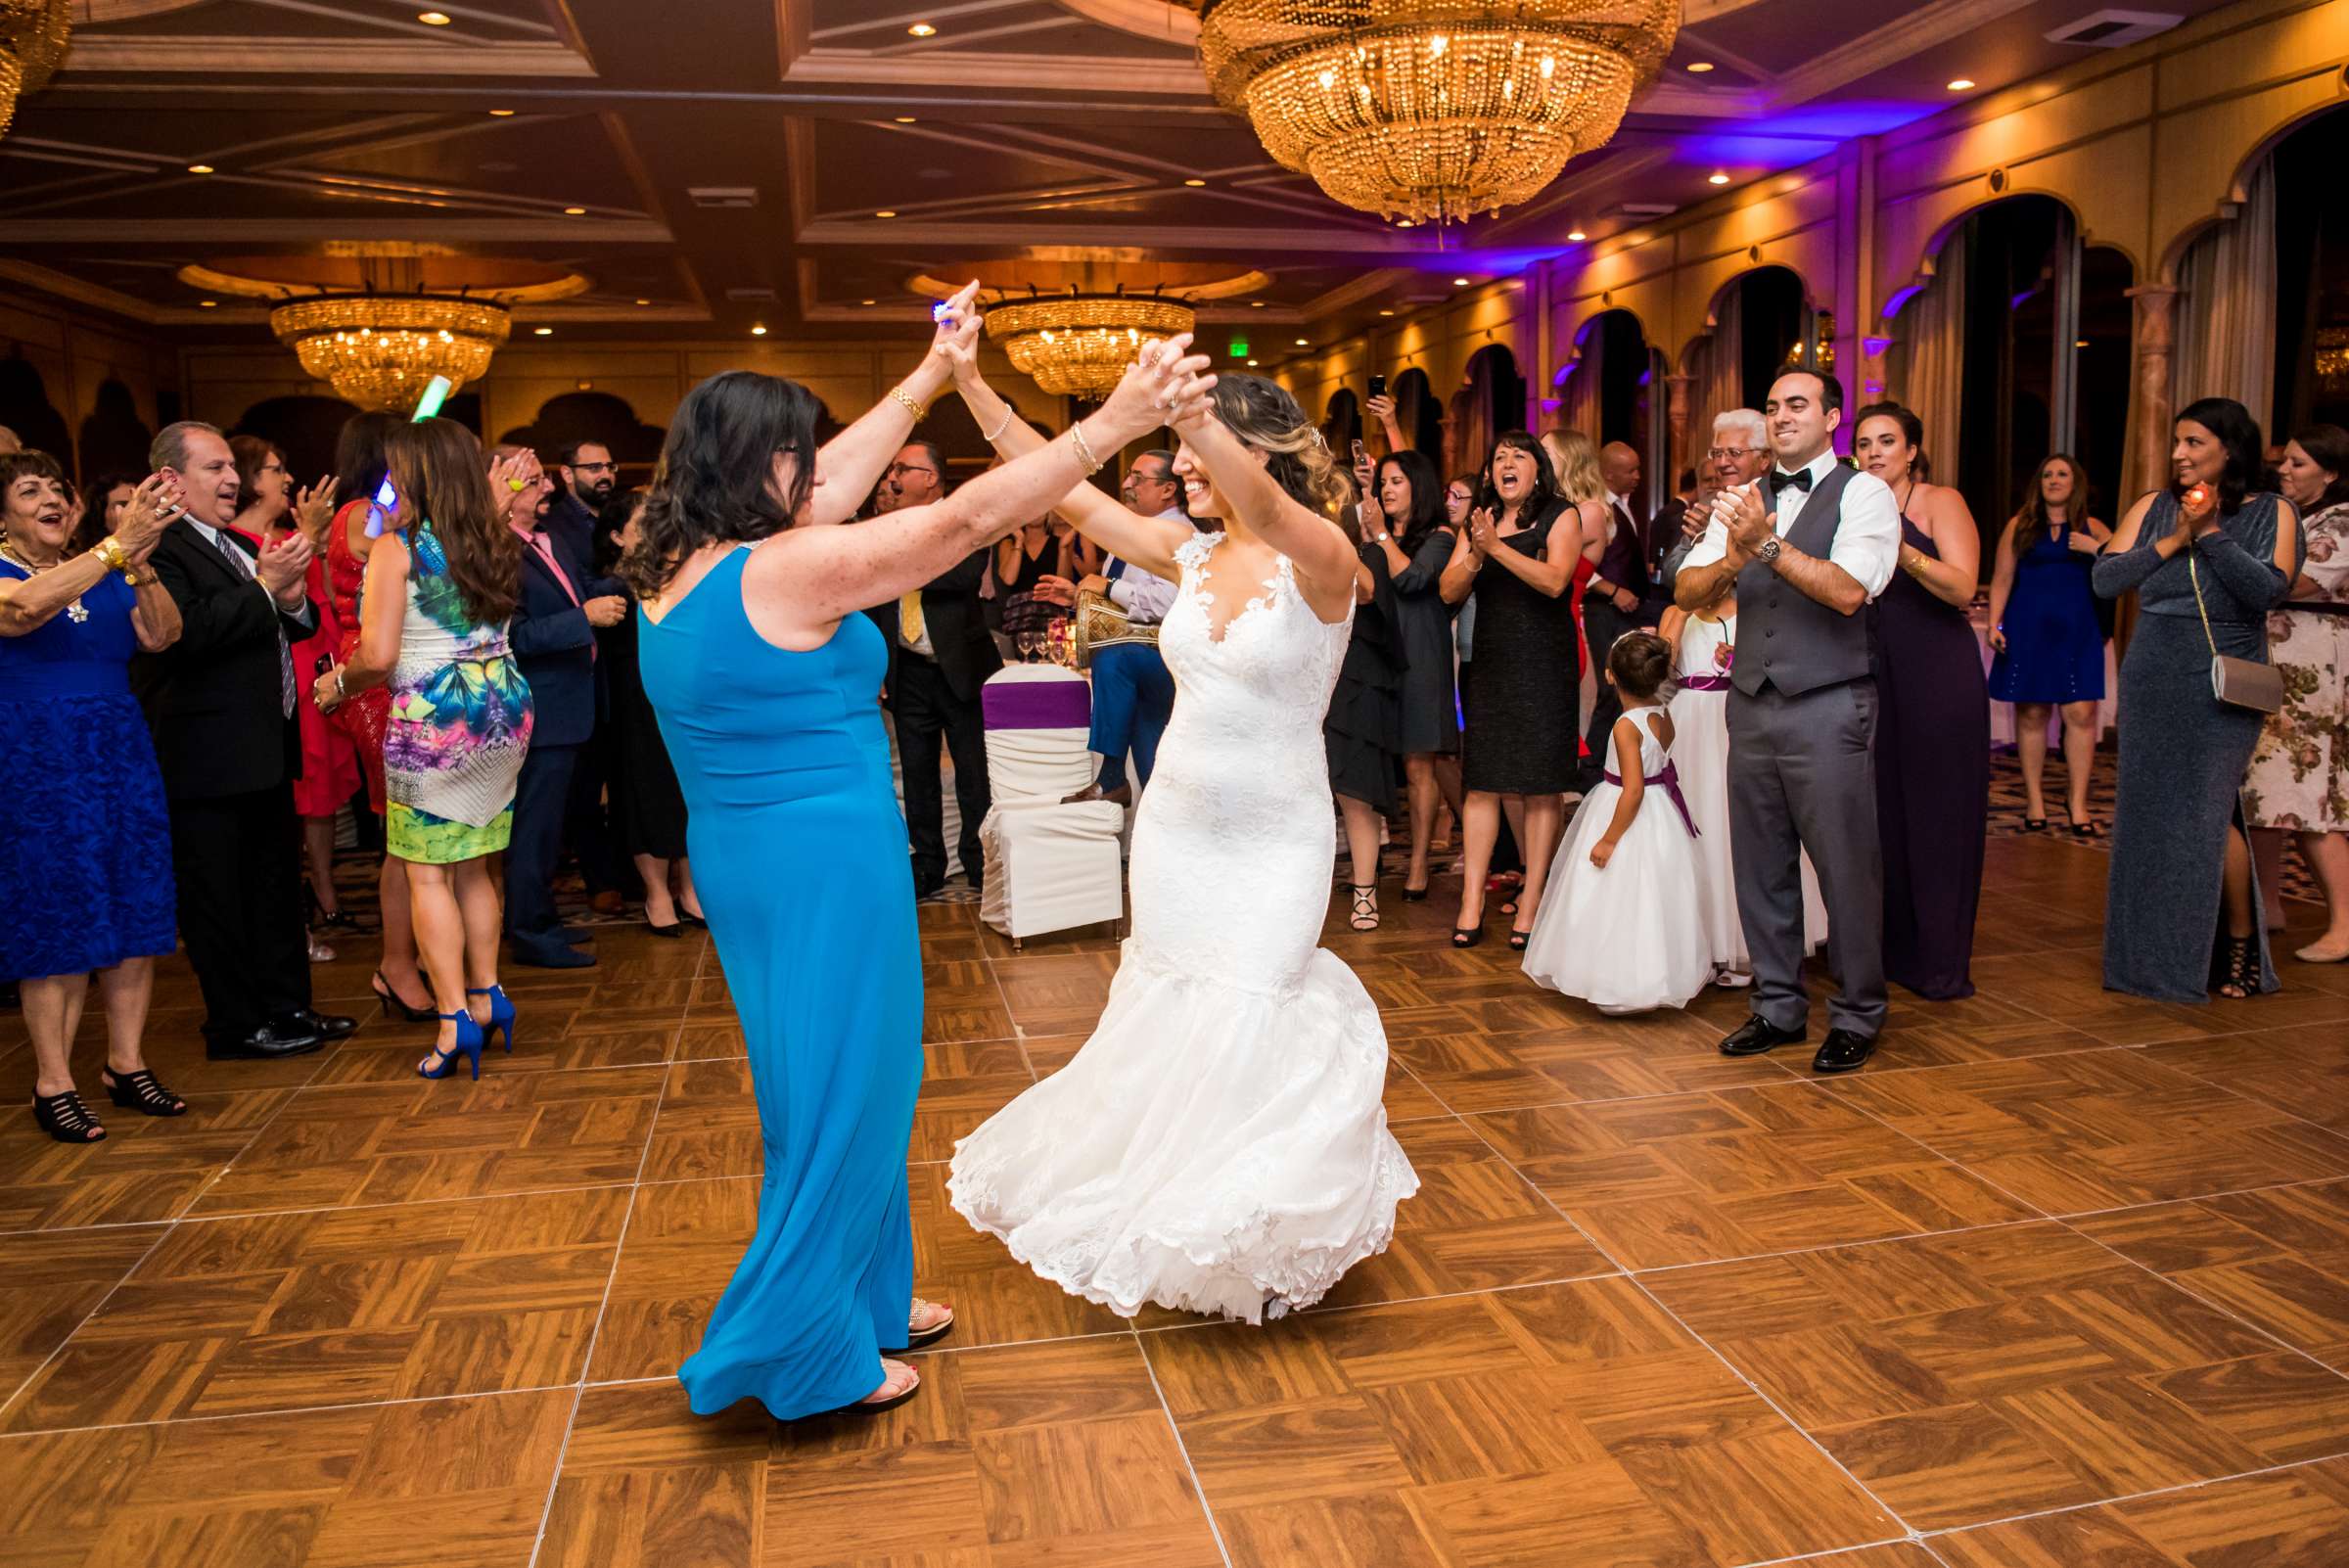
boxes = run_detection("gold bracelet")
[92,536,130,576]
[1069,419,1104,476]
[889,387,927,421]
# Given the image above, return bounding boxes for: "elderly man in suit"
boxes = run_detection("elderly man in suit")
[140,421,357,1058]
[504,448,628,967]
[867,439,1000,899]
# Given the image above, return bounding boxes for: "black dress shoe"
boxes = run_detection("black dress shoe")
[275,1009,357,1042]
[1719,1015,1807,1057]
[1812,1029,1877,1075]
[207,1024,325,1061]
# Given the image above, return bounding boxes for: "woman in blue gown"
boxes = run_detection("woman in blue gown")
[628,286,1203,1418]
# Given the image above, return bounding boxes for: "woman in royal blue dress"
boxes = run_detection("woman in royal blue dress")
[627,285,1204,1419]
[1988,454,2111,833]
[0,453,187,1141]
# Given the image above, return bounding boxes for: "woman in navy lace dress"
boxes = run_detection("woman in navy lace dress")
[0,452,187,1142]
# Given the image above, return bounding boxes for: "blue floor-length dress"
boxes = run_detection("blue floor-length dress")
[638,544,921,1419]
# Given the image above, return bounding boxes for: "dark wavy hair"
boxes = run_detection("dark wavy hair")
[1205,374,1350,517]
[1372,448,1446,551]
[627,371,821,596]
[383,419,522,626]
[1853,400,1931,484]
[0,451,69,532]
[1607,628,1673,701]
[228,435,284,514]
[2174,396,2267,517]
[75,470,139,554]
[2288,425,2349,514]
[1476,431,1563,524]
[331,410,403,512]
[594,487,646,577]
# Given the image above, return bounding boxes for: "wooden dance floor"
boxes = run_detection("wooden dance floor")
[6,832,2349,1567]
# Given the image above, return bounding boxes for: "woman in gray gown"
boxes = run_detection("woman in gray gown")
[2094,397,2303,999]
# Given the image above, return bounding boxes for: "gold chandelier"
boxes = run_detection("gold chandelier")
[0,0,71,142]
[985,293,1198,400]
[1196,0,1678,225]
[269,295,511,411]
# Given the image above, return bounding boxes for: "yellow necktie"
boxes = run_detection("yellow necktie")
[899,590,925,643]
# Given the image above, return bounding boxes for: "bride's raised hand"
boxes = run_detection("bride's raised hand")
[1094,335,1211,445]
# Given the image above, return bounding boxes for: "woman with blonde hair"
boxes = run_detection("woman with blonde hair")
[317,420,534,1080]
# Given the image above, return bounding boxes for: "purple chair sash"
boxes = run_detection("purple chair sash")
[1600,759,1700,837]
[983,678,1092,731]
[1677,674,1731,691]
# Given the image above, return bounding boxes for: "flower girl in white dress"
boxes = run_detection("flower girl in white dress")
[1658,597,1829,985]
[1521,631,1715,1012]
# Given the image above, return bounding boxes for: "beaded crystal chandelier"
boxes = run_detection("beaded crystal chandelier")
[985,293,1198,400]
[0,0,71,142]
[269,296,512,411]
[1195,0,1678,225]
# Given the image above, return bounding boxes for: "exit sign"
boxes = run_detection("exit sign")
[1228,339,1249,358]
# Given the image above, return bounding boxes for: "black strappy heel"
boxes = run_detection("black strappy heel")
[102,1068,186,1118]
[31,1089,106,1143]
[1349,885,1379,932]
[2213,935,2259,1000]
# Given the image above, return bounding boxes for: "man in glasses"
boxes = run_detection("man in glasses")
[547,440,620,565]
[870,440,1000,899]
[1656,409,1773,600]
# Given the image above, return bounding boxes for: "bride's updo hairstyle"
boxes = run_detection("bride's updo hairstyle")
[625,369,822,597]
[1207,373,1352,519]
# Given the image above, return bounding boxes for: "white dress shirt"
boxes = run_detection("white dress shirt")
[1104,506,1185,625]
[1679,446,1900,601]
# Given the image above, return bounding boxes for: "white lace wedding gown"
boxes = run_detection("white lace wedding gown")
[948,532,1419,1322]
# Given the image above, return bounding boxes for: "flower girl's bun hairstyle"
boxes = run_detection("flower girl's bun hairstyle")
[1607,630,1674,701]
[1210,374,1352,519]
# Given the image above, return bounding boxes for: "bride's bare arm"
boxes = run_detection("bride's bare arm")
[1172,401,1359,622]
[951,351,1194,580]
[806,282,983,527]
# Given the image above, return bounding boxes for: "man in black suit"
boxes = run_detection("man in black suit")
[543,440,626,914]
[1580,439,1652,787]
[867,440,999,898]
[139,422,356,1059]
[507,466,628,967]
[544,439,618,564]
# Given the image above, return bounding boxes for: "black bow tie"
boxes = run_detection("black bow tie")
[1769,468,1814,496]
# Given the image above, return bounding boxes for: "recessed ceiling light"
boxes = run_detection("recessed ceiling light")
[563,206,586,215]
[1183,178,1206,187]
[1685,61,1714,72]
[751,325,767,337]
[1250,300,1266,307]
[1567,229,1588,241]
[198,300,217,308]
[1378,308,1395,317]
[418,10,451,23]
[1247,359,1259,366]
[533,326,553,336]
[1295,337,1309,346]
[875,209,897,218]
[1707,170,1731,185]
[186,163,214,174]
[894,115,917,123]
[907,22,936,36]
[634,298,650,305]
[2075,338,2090,348]
[1453,276,1471,287]
[860,299,877,305]
[1395,218,1415,228]
[488,109,515,116]
[1947,77,1975,91]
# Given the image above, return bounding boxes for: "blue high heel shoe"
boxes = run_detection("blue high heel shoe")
[468,985,516,1053]
[420,1011,485,1081]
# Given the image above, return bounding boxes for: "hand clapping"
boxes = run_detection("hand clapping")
[1466,506,1499,554]
[1722,486,1775,559]
[256,530,315,604]
[115,473,185,561]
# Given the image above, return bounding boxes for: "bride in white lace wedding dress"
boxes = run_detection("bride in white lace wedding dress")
[943,349,1418,1322]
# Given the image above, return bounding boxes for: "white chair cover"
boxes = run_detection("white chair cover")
[977,666,1126,942]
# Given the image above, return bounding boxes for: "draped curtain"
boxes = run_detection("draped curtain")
[2173,155,2279,432]
[1886,219,1968,484]
[1687,281,1745,438]
[1555,322,1602,442]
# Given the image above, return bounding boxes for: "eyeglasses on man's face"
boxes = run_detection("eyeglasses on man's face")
[886,463,938,482]
[572,460,617,476]
[1706,446,1761,461]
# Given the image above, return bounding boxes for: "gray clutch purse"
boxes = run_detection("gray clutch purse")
[2188,555,2283,715]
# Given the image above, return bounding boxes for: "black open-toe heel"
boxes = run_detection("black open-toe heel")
[1401,884,1429,902]
[1349,885,1379,932]
[31,1089,106,1143]
[1508,927,1532,951]
[2213,935,2259,1000]
[372,970,437,1023]
[102,1068,186,1118]
[2022,816,2048,832]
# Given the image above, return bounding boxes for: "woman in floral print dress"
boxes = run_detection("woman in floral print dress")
[2245,426,2349,963]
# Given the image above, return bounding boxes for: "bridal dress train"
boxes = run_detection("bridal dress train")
[949,532,1418,1322]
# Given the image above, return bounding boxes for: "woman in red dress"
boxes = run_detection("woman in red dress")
[324,412,436,1018]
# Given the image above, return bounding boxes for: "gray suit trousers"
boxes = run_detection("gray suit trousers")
[1726,678,1888,1038]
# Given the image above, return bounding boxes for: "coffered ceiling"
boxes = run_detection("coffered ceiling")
[1,0,2240,365]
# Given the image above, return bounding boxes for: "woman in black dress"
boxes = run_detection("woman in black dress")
[1355,448,1461,899]
[596,491,702,936]
[2096,397,2302,999]
[1439,433,1585,949]
[1326,529,1404,931]
[1852,402,1990,1000]
[993,516,1073,656]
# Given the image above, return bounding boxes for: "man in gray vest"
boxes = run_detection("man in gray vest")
[1674,370,1901,1073]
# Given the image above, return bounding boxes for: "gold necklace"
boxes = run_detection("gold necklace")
[0,538,88,623]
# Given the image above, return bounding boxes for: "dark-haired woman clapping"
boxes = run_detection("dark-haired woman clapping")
[2095,397,2304,999]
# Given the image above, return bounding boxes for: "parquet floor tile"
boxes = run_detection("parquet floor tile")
[7,835,2349,1565]
[1824,1049,2349,1216]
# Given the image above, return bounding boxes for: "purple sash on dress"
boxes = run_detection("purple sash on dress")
[1677,673,1731,691]
[1600,759,1700,837]
[981,678,1092,731]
